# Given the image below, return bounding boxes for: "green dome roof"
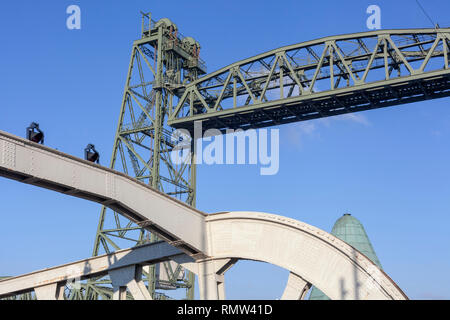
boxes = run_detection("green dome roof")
[309,213,382,300]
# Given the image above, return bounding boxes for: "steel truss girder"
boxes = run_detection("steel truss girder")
[168,28,450,132]
[0,241,188,299]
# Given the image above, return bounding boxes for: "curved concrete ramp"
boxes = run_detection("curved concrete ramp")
[0,130,207,258]
[206,212,407,300]
[0,130,407,299]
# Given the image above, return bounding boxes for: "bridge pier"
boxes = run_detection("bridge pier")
[198,261,220,300]
[109,265,152,300]
[34,283,65,300]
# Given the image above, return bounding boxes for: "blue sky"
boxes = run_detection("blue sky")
[1,0,450,299]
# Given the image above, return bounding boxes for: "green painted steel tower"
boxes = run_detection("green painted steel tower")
[309,213,382,300]
[80,13,206,300]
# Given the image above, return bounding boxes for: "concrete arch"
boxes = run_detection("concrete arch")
[205,212,407,300]
[0,131,407,299]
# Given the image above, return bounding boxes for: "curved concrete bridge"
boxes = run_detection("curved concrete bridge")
[0,130,407,300]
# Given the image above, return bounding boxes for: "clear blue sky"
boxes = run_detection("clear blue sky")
[1,0,450,299]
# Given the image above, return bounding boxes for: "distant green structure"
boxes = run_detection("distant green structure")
[309,213,382,300]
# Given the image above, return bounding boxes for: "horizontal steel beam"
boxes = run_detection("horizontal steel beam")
[0,241,192,298]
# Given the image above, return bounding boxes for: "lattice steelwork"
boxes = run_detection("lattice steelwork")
[168,28,450,132]
[84,13,206,300]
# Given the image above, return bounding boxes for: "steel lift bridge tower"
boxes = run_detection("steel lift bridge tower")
[0,12,449,300]
[85,14,206,300]
[88,12,449,300]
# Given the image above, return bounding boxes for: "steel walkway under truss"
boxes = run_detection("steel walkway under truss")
[168,28,450,132]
